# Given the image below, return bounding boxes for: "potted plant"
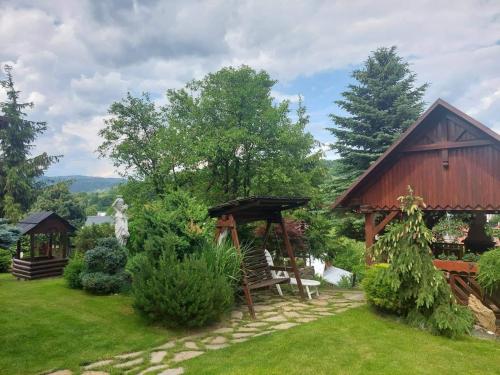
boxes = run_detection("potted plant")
[432,215,466,244]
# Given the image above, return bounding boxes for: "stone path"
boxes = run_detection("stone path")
[46,289,365,375]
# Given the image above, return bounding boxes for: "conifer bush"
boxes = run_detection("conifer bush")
[366,187,474,337]
[63,252,85,289]
[362,264,402,313]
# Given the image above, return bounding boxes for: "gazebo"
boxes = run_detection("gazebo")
[332,99,500,262]
[12,211,76,280]
[209,196,309,318]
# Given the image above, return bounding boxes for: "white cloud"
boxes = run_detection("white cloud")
[0,0,499,177]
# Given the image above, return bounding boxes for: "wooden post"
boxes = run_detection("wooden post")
[364,212,375,265]
[280,216,306,300]
[216,215,256,319]
[30,234,35,259]
[48,234,53,258]
[16,240,21,259]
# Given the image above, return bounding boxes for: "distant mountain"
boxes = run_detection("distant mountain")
[40,175,126,193]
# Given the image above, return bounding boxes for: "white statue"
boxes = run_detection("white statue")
[112,196,129,246]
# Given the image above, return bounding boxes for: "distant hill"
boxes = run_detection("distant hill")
[40,175,126,193]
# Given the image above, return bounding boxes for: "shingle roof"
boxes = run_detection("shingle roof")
[85,216,114,226]
[17,211,76,235]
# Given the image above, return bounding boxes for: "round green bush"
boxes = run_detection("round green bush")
[132,253,234,328]
[477,248,500,294]
[63,253,84,289]
[362,263,402,313]
[84,244,127,274]
[81,271,128,295]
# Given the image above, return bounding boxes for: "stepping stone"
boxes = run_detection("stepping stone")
[261,311,279,317]
[284,311,302,318]
[237,327,258,332]
[272,322,298,330]
[156,341,176,350]
[115,351,144,359]
[114,358,144,368]
[173,351,204,362]
[184,341,199,349]
[138,365,169,375]
[253,305,275,312]
[82,372,109,375]
[150,351,167,364]
[231,310,243,319]
[213,327,233,334]
[84,360,114,370]
[310,299,328,306]
[233,332,254,339]
[292,303,309,308]
[205,344,229,350]
[48,371,72,375]
[296,317,318,323]
[159,368,184,375]
[209,336,227,345]
[312,307,331,312]
[245,322,268,328]
[263,315,287,322]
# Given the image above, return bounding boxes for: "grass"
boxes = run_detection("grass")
[184,306,500,375]
[0,273,177,375]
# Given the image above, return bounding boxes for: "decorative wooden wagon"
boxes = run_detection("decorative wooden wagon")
[12,211,76,280]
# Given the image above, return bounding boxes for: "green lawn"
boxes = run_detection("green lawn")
[0,273,177,375]
[184,306,500,375]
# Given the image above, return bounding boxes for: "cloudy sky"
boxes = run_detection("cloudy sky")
[1,0,499,177]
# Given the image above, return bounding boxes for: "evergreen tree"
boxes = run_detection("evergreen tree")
[0,65,58,220]
[328,46,428,193]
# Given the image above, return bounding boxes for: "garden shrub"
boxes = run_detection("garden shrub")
[371,187,474,337]
[132,250,234,328]
[128,190,213,258]
[0,248,12,273]
[362,264,402,313]
[80,237,129,294]
[63,252,85,289]
[328,235,366,282]
[477,248,500,294]
[73,224,114,253]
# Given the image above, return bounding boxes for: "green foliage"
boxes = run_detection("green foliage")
[327,236,366,281]
[31,181,86,227]
[0,248,12,272]
[363,264,402,313]
[461,252,480,262]
[63,252,84,289]
[128,190,213,258]
[336,275,354,289]
[73,223,115,253]
[81,272,129,295]
[372,187,474,337]
[200,241,242,288]
[0,218,20,249]
[477,248,500,294]
[80,237,129,295]
[0,65,58,219]
[431,215,466,242]
[100,66,324,203]
[132,250,234,328]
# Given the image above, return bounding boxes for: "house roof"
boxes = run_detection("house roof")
[85,216,114,226]
[332,98,500,210]
[18,211,76,235]
[208,196,310,223]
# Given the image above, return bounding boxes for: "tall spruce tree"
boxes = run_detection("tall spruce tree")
[0,65,58,221]
[328,46,428,193]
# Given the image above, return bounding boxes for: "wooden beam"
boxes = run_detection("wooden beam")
[30,234,35,259]
[374,211,399,235]
[279,216,306,300]
[364,213,375,265]
[402,139,492,153]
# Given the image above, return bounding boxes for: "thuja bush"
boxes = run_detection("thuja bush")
[63,252,85,289]
[132,245,235,328]
[369,187,474,337]
[81,237,129,295]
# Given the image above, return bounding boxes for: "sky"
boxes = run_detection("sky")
[1,0,499,177]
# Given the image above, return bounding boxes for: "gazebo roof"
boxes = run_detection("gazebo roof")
[208,196,310,223]
[18,211,76,235]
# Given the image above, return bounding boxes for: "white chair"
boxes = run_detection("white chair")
[264,249,320,299]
